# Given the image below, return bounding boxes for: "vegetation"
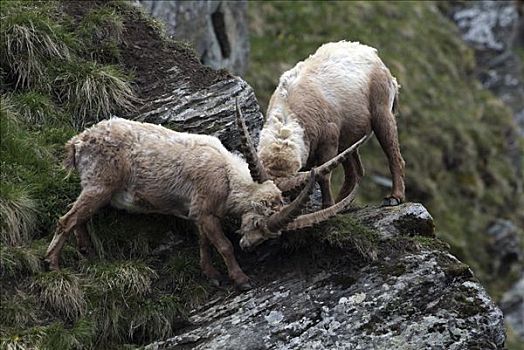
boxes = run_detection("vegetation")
[0,1,206,348]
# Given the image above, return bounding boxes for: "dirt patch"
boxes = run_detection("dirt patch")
[61,1,231,106]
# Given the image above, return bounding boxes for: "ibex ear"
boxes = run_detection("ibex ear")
[254,219,264,229]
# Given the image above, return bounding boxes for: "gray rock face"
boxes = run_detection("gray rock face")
[448,1,524,192]
[145,204,505,350]
[138,1,249,76]
[136,76,264,152]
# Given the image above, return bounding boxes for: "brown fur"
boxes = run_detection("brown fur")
[45,118,296,289]
[261,42,405,206]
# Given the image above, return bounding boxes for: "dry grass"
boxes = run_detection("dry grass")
[54,61,137,129]
[85,260,157,298]
[0,184,39,246]
[0,4,73,89]
[31,270,87,322]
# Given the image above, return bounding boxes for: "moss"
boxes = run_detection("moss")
[393,213,435,237]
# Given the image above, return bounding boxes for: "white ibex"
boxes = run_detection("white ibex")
[46,106,367,290]
[245,41,405,207]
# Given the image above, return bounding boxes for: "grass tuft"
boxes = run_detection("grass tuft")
[159,253,209,308]
[0,2,74,89]
[0,183,39,246]
[54,60,137,129]
[77,7,124,63]
[85,260,157,298]
[128,295,186,343]
[0,290,40,328]
[32,270,86,322]
[41,319,95,350]
[0,245,41,278]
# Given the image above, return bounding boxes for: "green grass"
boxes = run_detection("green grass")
[9,90,59,126]
[54,60,137,129]
[0,0,74,89]
[77,7,124,63]
[246,0,523,299]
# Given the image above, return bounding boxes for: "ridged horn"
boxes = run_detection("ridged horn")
[267,170,316,232]
[285,183,359,231]
[235,99,269,183]
[275,132,373,193]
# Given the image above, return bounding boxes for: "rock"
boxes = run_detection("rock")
[145,204,504,350]
[446,1,524,194]
[137,1,249,76]
[354,203,435,239]
[119,8,263,152]
[136,77,264,152]
[501,274,524,339]
[485,219,522,275]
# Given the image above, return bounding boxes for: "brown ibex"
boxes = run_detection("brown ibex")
[46,110,366,290]
[251,41,405,207]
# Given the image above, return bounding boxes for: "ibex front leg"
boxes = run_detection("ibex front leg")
[197,215,251,291]
[46,186,111,270]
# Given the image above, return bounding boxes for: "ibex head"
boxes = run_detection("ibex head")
[238,170,315,251]
[234,100,369,250]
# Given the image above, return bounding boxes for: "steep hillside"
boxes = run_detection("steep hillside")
[246,1,524,302]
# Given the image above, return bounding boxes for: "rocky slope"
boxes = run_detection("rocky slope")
[146,204,505,350]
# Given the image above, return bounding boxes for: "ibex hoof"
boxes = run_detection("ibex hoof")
[78,246,94,258]
[382,197,401,207]
[236,281,253,292]
[43,257,60,271]
[209,276,229,288]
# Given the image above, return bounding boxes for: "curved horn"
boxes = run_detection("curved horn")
[275,132,373,193]
[285,183,359,231]
[235,99,269,183]
[267,170,316,232]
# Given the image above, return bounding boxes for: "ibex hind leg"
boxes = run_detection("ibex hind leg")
[198,231,227,287]
[74,223,94,258]
[371,108,405,206]
[45,186,112,270]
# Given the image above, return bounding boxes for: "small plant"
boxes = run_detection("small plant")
[31,270,87,322]
[0,3,74,89]
[54,60,137,129]
[0,183,39,246]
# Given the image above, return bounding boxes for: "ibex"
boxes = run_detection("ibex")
[45,108,367,290]
[251,41,405,207]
